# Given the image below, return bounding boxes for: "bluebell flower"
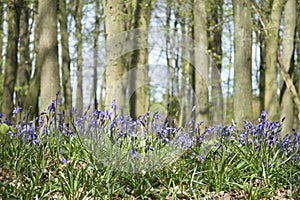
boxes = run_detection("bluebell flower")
[240,140,245,146]
[33,139,40,145]
[60,158,67,164]
[162,137,169,143]
[197,155,205,163]
[111,99,117,111]
[12,106,22,118]
[130,148,139,159]
[72,108,77,115]
[191,187,195,194]
[192,105,196,112]
[269,122,278,131]
[7,131,14,139]
[268,162,273,168]
[48,102,55,112]
[259,110,267,121]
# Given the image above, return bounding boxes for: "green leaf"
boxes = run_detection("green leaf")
[0,123,10,134]
[0,123,15,143]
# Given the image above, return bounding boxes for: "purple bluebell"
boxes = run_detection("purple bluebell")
[12,106,22,118]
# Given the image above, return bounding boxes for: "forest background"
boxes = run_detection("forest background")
[0,0,299,134]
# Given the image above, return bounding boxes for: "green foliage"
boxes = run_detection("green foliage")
[0,123,15,144]
[1,107,300,199]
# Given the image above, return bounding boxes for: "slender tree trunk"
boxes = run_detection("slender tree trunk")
[24,0,40,118]
[224,22,234,124]
[38,0,60,112]
[104,0,127,113]
[58,0,72,120]
[258,0,271,114]
[99,70,106,111]
[188,1,194,123]
[209,0,224,126]
[233,0,253,129]
[0,2,4,105]
[296,8,300,131]
[129,0,153,119]
[99,1,105,111]
[179,0,188,127]
[0,2,3,73]
[264,0,284,122]
[194,0,209,126]
[163,0,173,121]
[16,0,31,111]
[259,30,266,113]
[75,0,83,114]
[280,0,296,134]
[1,1,20,118]
[90,0,100,110]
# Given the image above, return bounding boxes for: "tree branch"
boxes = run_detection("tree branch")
[277,51,300,122]
[250,0,268,35]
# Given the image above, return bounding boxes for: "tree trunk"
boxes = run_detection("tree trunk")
[16,0,31,112]
[280,0,296,134]
[1,1,20,118]
[188,0,194,124]
[0,2,4,106]
[104,0,127,113]
[0,2,3,73]
[24,0,40,118]
[58,0,73,121]
[194,0,209,126]
[258,0,271,114]
[75,0,84,114]
[99,70,106,111]
[179,0,188,127]
[90,0,101,110]
[163,0,173,122]
[38,0,60,112]
[296,8,300,131]
[209,0,224,126]
[233,0,253,129]
[264,0,284,122]
[128,0,153,119]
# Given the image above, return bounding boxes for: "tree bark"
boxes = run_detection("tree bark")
[278,54,300,124]
[24,0,40,118]
[194,0,209,126]
[280,0,296,134]
[233,0,253,129]
[90,0,101,110]
[296,8,300,131]
[163,0,173,122]
[257,0,271,112]
[0,2,4,74]
[0,2,4,106]
[38,0,60,112]
[104,0,127,113]
[128,0,153,119]
[74,0,84,114]
[1,1,20,118]
[179,0,188,127]
[264,0,285,122]
[209,0,224,126]
[58,0,73,121]
[16,0,31,111]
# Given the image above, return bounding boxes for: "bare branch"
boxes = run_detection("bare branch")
[277,50,300,122]
[250,0,268,35]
